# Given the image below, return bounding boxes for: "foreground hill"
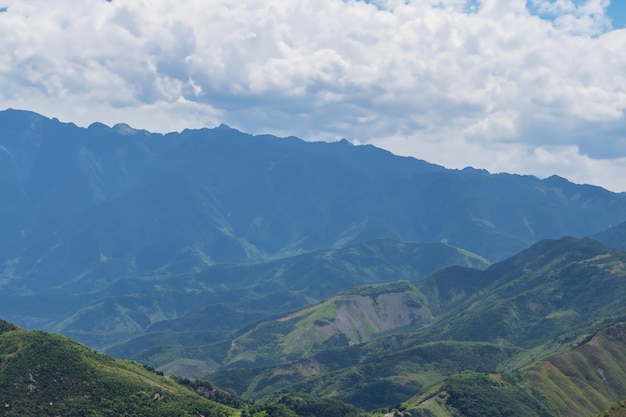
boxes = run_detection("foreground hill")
[147,237,626,411]
[2,108,626,299]
[0,320,237,417]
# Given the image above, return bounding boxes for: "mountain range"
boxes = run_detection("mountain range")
[2,109,626,341]
[2,109,626,416]
[2,109,625,291]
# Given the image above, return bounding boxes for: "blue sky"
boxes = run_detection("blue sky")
[0,0,625,191]
[607,0,626,28]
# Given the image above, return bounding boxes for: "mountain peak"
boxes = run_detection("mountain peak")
[335,138,353,146]
[112,123,138,135]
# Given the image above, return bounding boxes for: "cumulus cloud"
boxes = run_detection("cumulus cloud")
[0,0,625,190]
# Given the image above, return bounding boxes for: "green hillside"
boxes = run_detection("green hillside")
[405,322,626,417]
[0,320,237,417]
[524,323,626,417]
[223,281,431,367]
[0,319,369,417]
[599,401,626,417]
[175,237,626,411]
[415,236,626,351]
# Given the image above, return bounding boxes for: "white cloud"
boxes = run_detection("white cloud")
[0,0,625,191]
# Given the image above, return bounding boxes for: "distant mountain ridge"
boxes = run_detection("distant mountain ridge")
[2,108,626,298]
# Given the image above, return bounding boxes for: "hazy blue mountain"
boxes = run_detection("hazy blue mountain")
[595,220,626,251]
[2,109,626,300]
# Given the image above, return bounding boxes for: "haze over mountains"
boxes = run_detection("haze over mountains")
[1,109,625,339]
[2,108,625,287]
[2,109,626,416]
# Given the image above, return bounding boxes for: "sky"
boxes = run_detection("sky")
[0,0,625,192]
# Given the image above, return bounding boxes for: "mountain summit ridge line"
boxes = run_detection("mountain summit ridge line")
[2,108,626,294]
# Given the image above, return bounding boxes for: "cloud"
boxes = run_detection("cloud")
[0,0,624,190]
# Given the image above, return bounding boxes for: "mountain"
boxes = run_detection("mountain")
[152,237,626,411]
[4,109,626,413]
[2,108,626,300]
[4,109,626,415]
[2,108,626,347]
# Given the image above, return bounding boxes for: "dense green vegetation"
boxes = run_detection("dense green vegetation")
[208,340,518,410]
[0,324,237,416]
[276,393,365,417]
[397,323,626,417]
[440,371,554,417]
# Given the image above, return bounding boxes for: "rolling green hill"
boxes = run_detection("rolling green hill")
[524,323,626,417]
[0,319,238,417]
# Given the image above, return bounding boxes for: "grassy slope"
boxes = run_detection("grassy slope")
[404,323,626,417]
[136,243,493,378]
[412,237,626,358]
[0,320,238,417]
[524,323,626,417]
[599,401,626,417]
[223,281,431,367]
